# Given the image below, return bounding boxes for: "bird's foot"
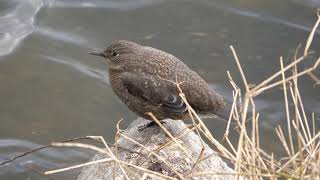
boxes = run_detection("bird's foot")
[138,121,166,131]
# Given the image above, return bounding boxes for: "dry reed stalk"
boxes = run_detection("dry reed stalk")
[307,72,320,86]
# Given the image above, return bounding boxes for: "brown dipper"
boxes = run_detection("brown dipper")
[89,40,231,121]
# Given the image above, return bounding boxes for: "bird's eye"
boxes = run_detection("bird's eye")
[112,52,119,57]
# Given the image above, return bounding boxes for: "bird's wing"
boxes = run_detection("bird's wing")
[119,72,187,115]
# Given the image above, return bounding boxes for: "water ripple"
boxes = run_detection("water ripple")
[0,0,164,57]
[41,55,110,85]
[36,27,89,46]
[198,0,320,34]
[0,0,49,56]
[0,139,93,175]
[50,0,164,10]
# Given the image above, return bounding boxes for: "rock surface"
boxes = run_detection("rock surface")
[77,118,236,180]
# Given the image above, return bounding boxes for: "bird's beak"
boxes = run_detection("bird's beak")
[88,50,106,58]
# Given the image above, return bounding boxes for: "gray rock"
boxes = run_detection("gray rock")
[77,118,236,180]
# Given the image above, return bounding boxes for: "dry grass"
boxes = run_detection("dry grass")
[43,12,320,180]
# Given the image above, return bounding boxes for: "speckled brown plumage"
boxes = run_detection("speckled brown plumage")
[89,40,231,121]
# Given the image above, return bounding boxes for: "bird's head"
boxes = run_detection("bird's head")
[89,40,139,62]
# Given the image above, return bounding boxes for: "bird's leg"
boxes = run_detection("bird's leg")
[138,121,166,131]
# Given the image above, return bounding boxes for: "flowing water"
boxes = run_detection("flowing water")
[0,0,319,179]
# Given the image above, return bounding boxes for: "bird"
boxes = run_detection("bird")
[89,40,232,122]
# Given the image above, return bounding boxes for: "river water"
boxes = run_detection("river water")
[0,0,319,179]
